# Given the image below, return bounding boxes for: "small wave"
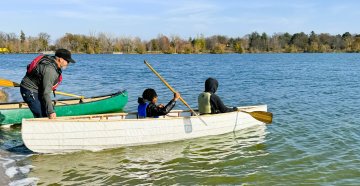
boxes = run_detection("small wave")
[1,157,15,167]
[6,165,34,178]
[9,177,39,186]
[5,166,18,178]
[0,149,37,186]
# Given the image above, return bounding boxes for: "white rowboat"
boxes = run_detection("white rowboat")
[22,105,270,154]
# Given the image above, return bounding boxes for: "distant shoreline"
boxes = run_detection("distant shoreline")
[1,31,360,54]
[0,51,358,55]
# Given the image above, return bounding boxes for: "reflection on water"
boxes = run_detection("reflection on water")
[0,125,24,151]
[28,125,267,185]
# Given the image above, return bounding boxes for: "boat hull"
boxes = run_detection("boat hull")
[22,105,268,154]
[0,90,128,125]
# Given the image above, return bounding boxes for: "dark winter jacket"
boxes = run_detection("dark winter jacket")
[204,78,237,114]
[138,97,177,117]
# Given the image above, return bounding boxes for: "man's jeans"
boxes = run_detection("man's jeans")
[20,86,47,118]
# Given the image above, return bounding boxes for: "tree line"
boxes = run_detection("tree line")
[1,30,360,54]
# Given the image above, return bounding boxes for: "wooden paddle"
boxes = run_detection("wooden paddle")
[240,110,273,124]
[144,60,208,126]
[0,78,85,99]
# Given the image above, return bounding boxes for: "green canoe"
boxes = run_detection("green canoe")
[0,90,128,125]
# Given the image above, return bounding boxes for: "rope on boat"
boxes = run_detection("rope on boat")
[233,111,239,132]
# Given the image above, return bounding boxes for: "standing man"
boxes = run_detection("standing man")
[20,49,76,119]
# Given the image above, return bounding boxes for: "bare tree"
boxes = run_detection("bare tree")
[158,34,171,53]
[98,33,114,53]
[38,32,51,51]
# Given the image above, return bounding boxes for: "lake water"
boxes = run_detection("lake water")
[0,53,359,185]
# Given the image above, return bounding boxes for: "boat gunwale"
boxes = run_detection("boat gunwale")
[22,105,267,123]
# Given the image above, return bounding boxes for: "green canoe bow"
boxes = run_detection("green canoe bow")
[0,90,128,125]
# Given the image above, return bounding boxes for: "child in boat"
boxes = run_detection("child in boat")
[198,77,238,114]
[138,88,181,118]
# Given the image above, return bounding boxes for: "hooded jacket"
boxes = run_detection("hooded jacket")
[198,78,236,114]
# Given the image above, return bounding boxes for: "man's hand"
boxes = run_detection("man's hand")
[49,112,56,119]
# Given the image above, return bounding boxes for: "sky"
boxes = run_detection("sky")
[1,0,360,42]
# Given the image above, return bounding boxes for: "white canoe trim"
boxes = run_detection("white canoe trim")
[21,105,268,154]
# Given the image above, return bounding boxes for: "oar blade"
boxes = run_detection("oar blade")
[247,111,273,124]
[0,79,20,87]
